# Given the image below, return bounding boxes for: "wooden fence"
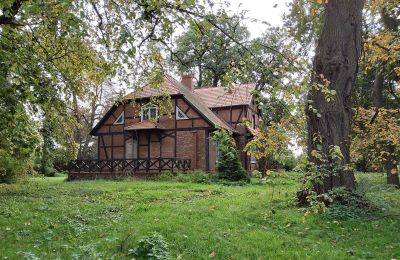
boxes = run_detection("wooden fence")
[68,158,191,179]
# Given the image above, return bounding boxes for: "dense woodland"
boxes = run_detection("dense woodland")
[0,0,399,207]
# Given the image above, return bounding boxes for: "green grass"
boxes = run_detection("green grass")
[0,172,399,259]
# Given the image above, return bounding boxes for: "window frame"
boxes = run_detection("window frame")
[114,111,125,125]
[175,106,189,120]
[140,105,158,121]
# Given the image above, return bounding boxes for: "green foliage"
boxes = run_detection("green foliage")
[175,16,250,87]
[295,145,346,214]
[0,150,32,184]
[276,151,298,171]
[128,232,170,260]
[326,187,376,220]
[158,170,212,184]
[210,129,249,182]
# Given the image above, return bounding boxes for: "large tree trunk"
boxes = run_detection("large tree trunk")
[385,145,400,187]
[305,0,365,194]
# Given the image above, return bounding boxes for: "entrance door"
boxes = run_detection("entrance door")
[125,139,137,159]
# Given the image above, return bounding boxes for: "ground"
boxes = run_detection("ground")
[0,172,399,259]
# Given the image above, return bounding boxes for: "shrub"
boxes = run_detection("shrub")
[188,170,211,184]
[277,153,297,171]
[128,232,170,260]
[157,170,212,183]
[158,171,175,181]
[0,150,31,184]
[326,187,377,220]
[210,129,249,182]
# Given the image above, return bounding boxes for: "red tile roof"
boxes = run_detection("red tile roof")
[124,75,180,100]
[124,75,255,132]
[194,84,255,108]
[124,75,241,132]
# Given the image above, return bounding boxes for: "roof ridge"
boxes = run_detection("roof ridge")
[168,76,237,132]
[193,83,256,91]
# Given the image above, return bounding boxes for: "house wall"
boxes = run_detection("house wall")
[94,95,212,171]
[93,95,260,173]
[210,103,259,171]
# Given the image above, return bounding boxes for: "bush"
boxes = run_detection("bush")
[277,153,297,171]
[210,129,249,182]
[158,171,175,181]
[127,232,170,260]
[0,150,31,184]
[327,187,377,220]
[159,170,212,184]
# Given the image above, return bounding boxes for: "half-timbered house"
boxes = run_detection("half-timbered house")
[68,75,259,179]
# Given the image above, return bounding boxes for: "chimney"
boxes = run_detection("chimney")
[181,74,194,91]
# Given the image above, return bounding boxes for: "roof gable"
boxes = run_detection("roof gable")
[123,75,237,132]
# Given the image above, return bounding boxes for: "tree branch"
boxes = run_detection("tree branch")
[0,0,27,26]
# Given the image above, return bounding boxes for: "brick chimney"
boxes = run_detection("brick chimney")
[181,74,194,91]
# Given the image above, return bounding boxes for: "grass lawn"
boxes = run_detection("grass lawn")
[0,172,399,259]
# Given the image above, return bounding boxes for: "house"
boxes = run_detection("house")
[68,75,260,179]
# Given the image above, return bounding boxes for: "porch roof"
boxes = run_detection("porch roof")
[124,120,166,131]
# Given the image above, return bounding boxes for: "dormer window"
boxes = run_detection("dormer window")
[114,111,124,124]
[141,105,158,121]
[176,106,189,120]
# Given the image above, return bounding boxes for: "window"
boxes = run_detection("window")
[114,111,124,124]
[176,106,189,120]
[141,105,158,121]
[252,115,256,129]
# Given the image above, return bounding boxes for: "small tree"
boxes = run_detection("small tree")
[210,129,248,181]
[244,123,289,176]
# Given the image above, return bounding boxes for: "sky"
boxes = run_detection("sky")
[226,0,291,38]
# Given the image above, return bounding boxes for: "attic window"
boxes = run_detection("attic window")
[176,106,188,120]
[114,111,124,124]
[141,105,158,121]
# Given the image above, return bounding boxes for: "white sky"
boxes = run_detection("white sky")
[226,0,291,38]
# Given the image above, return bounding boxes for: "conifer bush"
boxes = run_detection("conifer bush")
[211,129,249,181]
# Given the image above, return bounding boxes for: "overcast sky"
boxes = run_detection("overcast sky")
[226,0,291,38]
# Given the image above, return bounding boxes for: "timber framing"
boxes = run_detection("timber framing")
[69,75,260,179]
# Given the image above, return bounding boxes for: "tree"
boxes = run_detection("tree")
[305,0,365,194]
[351,0,400,186]
[174,16,250,87]
[210,129,248,181]
[352,108,400,187]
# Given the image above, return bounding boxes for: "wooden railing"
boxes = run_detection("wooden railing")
[68,158,191,175]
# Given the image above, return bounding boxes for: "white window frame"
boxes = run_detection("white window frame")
[176,106,189,120]
[140,105,158,121]
[114,111,124,125]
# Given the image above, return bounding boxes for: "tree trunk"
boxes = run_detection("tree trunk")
[305,0,365,194]
[198,64,203,88]
[212,75,219,87]
[372,70,384,107]
[385,144,400,187]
